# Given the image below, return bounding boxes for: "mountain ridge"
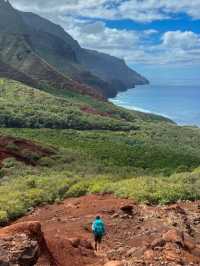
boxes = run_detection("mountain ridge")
[0,0,148,98]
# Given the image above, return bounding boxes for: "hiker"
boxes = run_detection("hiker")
[92,216,105,251]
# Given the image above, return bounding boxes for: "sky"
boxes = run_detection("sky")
[10,0,200,85]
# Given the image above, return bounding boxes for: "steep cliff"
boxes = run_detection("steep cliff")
[0,0,148,98]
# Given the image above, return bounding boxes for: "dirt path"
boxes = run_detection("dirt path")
[17,195,134,265]
[15,195,200,265]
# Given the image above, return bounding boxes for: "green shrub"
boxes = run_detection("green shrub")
[65,182,89,197]
[0,210,8,225]
[21,149,41,162]
[26,179,37,189]
[6,142,19,151]
[39,157,55,167]
[0,169,5,178]
[2,158,18,168]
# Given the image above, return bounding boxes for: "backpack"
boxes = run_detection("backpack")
[93,219,105,236]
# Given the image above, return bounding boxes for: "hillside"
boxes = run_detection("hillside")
[1,121,200,224]
[0,0,148,98]
[0,78,171,130]
[0,33,102,99]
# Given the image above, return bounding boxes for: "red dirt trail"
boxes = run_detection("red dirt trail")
[14,194,200,266]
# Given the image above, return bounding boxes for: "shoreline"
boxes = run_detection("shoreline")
[109,85,200,128]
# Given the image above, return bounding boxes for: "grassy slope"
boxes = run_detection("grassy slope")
[0,78,200,223]
[0,78,171,130]
[0,124,200,223]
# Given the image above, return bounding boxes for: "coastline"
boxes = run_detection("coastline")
[111,98,172,119]
[109,84,200,128]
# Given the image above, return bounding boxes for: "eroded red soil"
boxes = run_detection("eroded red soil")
[11,195,200,266]
[80,106,112,117]
[0,135,55,166]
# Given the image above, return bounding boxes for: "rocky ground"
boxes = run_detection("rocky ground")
[1,195,200,265]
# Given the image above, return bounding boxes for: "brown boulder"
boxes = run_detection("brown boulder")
[144,249,154,263]
[80,239,93,250]
[45,237,85,266]
[183,234,196,251]
[191,244,200,257]
[69,237,81,248]
[163,229,184,246]
[164,248,182,264]
[151,238,166,249]
[0,221,43,266]
[0,221,42,242]
[0,233,40,266]
[126,247,137,257]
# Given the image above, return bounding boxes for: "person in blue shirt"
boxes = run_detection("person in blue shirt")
[92,216,105,251]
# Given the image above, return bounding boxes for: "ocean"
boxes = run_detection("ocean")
[110,84,200,127]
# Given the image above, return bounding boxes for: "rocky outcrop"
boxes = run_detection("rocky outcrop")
[0,222,42,266]
[0,233,40,266]
[0,220,96,266]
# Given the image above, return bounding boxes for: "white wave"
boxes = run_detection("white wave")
[111,100,172,119]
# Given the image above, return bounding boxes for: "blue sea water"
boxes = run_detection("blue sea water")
[110,84,200,127]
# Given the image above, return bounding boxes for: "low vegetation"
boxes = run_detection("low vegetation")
[0,78,200,224]
[0,79,172,130]
[0,125,200,223]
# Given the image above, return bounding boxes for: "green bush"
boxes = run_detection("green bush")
[0,210,8,225]
[2,158,18,168]
[6,142,19,151]
[65,182,90,197]
[0,119,200,221]
[21,149,41,162]
[0,169,5,178]
[38,157,55,167]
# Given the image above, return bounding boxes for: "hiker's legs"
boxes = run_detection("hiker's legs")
[94,235,102,251]
[94,235,98,251]
[96,236,102,251]
[95,240,98,251]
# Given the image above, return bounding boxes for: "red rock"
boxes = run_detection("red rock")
[183,234,196,251]
[126,247,137,257]
[0,233,40,266]
[151,238,166,249]
[163,229,184,246]
[0,221,42,240]
[68,237,81,248]
[191,244,200,257]
[80,239,93,250]
[144,249,154,262]
[164,249,183,264]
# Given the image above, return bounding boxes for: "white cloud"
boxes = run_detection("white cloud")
[162,31,200,50]
[8,0,200,66]
[65,19,200,65]
[10,0,200,22]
